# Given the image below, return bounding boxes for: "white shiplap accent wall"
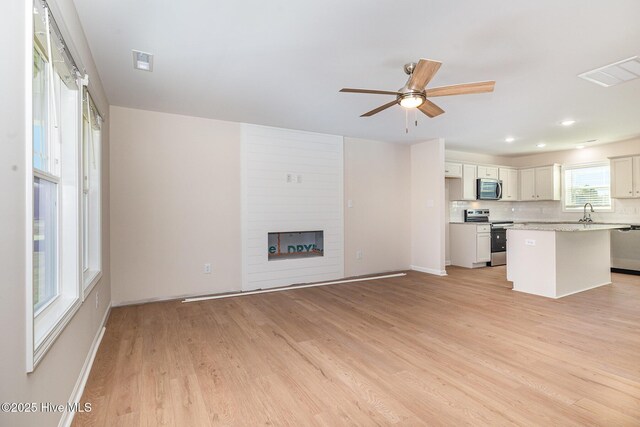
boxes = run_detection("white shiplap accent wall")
[241,124,344,291]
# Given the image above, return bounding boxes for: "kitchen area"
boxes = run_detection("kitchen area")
[445,155,640,298]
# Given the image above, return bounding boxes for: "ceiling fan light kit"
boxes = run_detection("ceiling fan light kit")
[399,93,425,108]
[340,58,495,122]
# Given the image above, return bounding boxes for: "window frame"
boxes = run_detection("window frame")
[561,161,614,213]
[81,89,102,296]
[26,0,87,373]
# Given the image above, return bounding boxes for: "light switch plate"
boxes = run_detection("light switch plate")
[525,239,536,246]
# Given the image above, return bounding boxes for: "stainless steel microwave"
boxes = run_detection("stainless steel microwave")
[476,178,502,200]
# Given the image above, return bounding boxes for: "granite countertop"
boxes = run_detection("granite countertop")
[509,223,631,232]
[449,221,490,224]
[514,220,640,226]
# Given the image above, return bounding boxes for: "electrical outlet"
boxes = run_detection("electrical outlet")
[356,250,363,260]
[204,263,212,274]
[286,173,294,183]
[296,174,302,184]
[95,290,99,309]
[347,199,353,208]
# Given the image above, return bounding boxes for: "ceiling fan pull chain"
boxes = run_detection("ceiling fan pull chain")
[405,109,409,134]
[415,109,418,127]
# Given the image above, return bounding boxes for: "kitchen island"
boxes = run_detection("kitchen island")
[506,223,630,298]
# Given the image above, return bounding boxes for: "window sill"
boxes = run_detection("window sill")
[31,296,81,372]
[83,270,102,298]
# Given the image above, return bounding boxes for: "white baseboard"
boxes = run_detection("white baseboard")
[184,272,407,303]
[411,265,448,276]
[58,304,111,427]
[112,288,241,307]
[555,281,612,299]
[445,260,451,266]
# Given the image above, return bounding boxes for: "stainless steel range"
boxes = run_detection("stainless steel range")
[463,209,512,267]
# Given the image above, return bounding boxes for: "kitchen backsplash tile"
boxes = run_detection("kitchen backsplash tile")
[449,199,640,224]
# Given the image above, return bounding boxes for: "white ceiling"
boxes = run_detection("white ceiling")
[72,0,640,155]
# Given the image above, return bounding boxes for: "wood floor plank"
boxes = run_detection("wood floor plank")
[74,267,640,426]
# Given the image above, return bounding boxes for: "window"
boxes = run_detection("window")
[28,0,86,371]
[82,89,102,292]
[563,162,612,211]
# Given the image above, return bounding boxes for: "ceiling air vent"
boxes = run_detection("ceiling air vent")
[132,50,154,72]
[578,56,640,87]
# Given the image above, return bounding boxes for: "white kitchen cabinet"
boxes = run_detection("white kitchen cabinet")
[499,167,518,201]
[448,164,477,201]
[462,164,477,200]
[519,168,536,201]
[450,223,491,268]
[610,156,640,198]
[477,165,499,180]
[444,162,463,178]
[476,233,491,262]
[518,165,560,201]
[635,157,640,197]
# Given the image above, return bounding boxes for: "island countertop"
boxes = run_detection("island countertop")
[509,223,631,232]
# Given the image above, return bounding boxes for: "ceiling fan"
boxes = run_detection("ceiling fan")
[340,59,495,118]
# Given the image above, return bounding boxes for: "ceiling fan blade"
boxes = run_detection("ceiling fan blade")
[407,59,442,91]
[426,81,495,97]
[340,88,400,96]
[361,99,399,117]
[418,99,445,118]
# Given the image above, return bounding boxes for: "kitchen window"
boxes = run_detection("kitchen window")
[563,162,612,211]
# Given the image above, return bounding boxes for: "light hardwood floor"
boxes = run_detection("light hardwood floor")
[73,267,640,426]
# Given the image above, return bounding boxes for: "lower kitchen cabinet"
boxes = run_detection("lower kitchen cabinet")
[450,223,491,268]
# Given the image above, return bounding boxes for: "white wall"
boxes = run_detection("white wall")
[109,106,242,304]
[344,138,411,277]
[110,108,422,303]
[411,139,447,275]
[241,124,344,290]
[445,149,514,167]
[507,137,640,168]
[0,0,111,426]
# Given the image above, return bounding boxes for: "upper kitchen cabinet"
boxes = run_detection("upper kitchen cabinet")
[477,165,499,180]
[499,168,518,201]
[444,162,463,178]
[519,165,561,201]
[448,164,477,200]
[610,156,640,198]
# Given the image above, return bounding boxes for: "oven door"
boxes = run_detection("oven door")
[491,228,507,253]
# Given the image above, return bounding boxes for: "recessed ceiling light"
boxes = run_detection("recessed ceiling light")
[132,50,154,72]
[576,145,585,149]
[505,136,515,143]
[560,119,576,126]
[536,143,546,148]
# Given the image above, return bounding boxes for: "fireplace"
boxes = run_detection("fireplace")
[268,231,324,260]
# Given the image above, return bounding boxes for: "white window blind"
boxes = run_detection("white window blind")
[563,163,611,209]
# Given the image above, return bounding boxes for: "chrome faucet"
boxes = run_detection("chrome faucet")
[579,203,594,223]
